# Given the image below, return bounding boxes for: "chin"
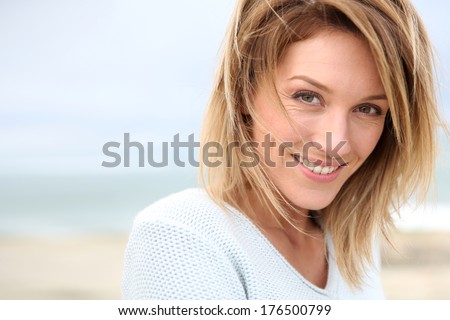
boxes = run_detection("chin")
[288,191,338,212]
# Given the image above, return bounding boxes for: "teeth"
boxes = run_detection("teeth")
[292,154,338,175]
[321,167,330,174]
[313,166,322,174]
[302,158,315,168]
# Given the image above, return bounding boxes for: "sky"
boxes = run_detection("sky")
[0,0,448,175]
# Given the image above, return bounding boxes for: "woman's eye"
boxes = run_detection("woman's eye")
[356,105,381,115]
[293,91,321,104]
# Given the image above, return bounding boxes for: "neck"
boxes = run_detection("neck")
[238,187,322,238]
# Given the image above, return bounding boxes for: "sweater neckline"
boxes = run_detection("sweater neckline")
[215,194,336,297]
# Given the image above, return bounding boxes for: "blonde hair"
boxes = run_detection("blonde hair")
[200,0,442,288]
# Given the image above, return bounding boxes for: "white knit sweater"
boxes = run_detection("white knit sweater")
[122,188,384,299]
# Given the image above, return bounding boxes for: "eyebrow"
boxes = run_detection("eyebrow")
[288,75,388,101]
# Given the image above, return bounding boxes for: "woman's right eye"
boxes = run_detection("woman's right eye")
[292,91,321,105]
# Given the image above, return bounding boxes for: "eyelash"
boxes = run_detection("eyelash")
[292,90,322,105]
[354,104,382,116]
[291,90,382,116]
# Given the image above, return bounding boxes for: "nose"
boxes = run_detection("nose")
[315,111,352,166]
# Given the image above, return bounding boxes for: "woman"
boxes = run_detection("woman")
[123,0,442,299]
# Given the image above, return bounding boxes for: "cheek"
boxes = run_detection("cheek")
[253,107,295,142]
[353,125,384,159]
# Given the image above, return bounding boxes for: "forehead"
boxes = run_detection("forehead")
[276,30,385,94]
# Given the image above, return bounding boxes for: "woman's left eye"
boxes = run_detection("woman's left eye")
[355,104,381,115]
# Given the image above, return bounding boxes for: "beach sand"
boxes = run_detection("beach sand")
[381,232,450,299]
[0,232,449,299]
[0,235,126,299]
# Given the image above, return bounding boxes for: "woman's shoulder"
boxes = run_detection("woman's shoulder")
[132,188,241,237]
[123,188,249,299]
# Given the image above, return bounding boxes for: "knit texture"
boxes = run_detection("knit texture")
[122,188,384,299]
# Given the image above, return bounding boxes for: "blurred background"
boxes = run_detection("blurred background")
[0,0,449,299]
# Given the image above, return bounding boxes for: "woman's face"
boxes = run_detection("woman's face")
[252,30,389,211]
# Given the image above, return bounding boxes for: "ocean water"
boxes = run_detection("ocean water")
[0,169,199,236]
[0,166,449,235]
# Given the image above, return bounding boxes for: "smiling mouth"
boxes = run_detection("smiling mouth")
[291,154,342,175]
